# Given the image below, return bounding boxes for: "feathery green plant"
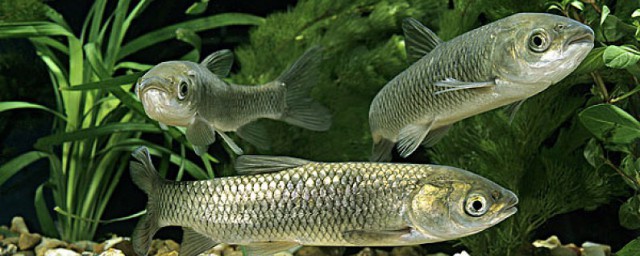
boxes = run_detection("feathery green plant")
[0,0,263,241]
[231,0,638,254]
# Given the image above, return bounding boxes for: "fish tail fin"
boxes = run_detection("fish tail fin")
[278,46,332,131]
[370,135,394,162]
[130,147,164,256]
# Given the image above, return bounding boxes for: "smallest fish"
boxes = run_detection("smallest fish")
[136,47,332,156]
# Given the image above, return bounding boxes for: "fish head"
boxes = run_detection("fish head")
[408,167,518,241]
[492,13,594,88]
[136,61,201,126]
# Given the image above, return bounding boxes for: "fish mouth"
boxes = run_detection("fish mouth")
[136,76,170,97]
[501,196,519,217]
[569,33,594,45]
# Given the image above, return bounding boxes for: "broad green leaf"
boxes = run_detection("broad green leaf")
[118,13,264,60]
[619,195,640,230]
[603,45,640,69]
[0,151,49,187]
[0,101,66,121]
[633,9,640,18]
[62,73,142,91]
[574,47,605,74]
[186,0,209,15]
[600,5,610,26]
[35,123,161,148]
[579,104,640,144]
[35,183,58,238]
[596,14,628,42]
[569,1,583,10]
[618,238,640,256]
[621,155,640,190]
[583,139,604,169]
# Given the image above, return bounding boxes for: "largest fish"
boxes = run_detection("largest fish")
[369,13,595,161]
[129,147,518,256]
[136,47,331,156]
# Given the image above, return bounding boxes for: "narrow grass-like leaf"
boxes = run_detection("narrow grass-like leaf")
[30,37,69,54]
[84,43,110,79]
[0,102,67,121]
[0,22,73,38]
[0,151,49,187]
[104,139,209,179]
[114,62,152,71]
[62,73,142,91]
[186,0,209,15]
[35,123,161,148]
[118,13,264,60]
[35,183,58,238]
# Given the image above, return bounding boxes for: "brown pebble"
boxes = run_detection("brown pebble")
[35,237,68,256]
[157,251,179,256]
[164,240,180,252]
[3,236,19,245]
[15,250,36,256]
[390,245,428,256]
[112,240,135,256]
[10,217,29,235]
[18,232,42,250]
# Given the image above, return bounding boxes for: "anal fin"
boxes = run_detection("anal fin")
[342,228,412,245]
[242,241,300,256]
[186,117,216,156]
[180,228,217,256]
[237,121,271,150]
[397,120,436,158]
[504,99,526,124]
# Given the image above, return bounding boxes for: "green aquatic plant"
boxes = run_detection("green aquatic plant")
[0,0,262,241]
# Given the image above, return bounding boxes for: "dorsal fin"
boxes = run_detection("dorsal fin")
[235,155,311,175]
[402,18,443,63]
[201,49,234,77]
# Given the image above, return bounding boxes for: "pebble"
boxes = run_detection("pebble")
[10,217,29,235]
[35,238,68,256]
[111,240,135,256]
[581,242,611,256]
[15,250,36,256]
[70,241,97,253]
[390,245,428,256]
[351,247,389,256]
[43,248,80,256]
[97,248,125,256]
[0,244,18,254]
[19,232,42,250]
[296,246,345,256]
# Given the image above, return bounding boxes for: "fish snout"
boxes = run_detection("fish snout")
[567,23,595,46]
[136,76,170,97]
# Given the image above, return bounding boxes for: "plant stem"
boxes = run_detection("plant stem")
[590,71,610,101]
[611,85,640,103]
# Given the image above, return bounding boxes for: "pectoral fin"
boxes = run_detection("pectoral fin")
[504,99,526,124]
[180,228,217,256]
[217,131,244,155]
[433,78,495,95]
[158,122,169,131]
[342,228,412,245]
[237,121,271,150]
[186,118,216,156]
[242,241,300,256]
[397,120,436,158]
[402,18,443,63]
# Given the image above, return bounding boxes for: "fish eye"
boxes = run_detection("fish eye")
[528,30,550,53]
[465,193,488,217]
[178,81,188,100]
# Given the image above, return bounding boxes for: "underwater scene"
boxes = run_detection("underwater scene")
[1,0,640,255]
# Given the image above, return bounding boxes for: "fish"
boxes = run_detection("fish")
[135,47,332,156]
[368,13,595,161]
[129,146,518,256]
